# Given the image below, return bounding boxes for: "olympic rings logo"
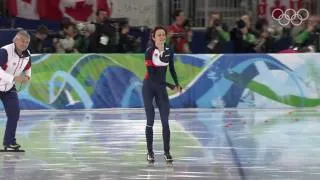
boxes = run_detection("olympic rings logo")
[272,8,309,26]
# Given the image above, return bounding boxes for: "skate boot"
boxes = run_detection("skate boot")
[147,151,155,166]
[164,152,173,167]
[1,143,24,152]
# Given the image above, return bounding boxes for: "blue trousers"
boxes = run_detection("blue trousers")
[142,80,170,154]
[2,87,20,146]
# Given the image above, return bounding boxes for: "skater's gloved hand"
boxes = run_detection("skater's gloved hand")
[174,85,182,93]
[160,50,171,63]
[166,83,176,90]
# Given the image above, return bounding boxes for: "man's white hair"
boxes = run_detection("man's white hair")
[13,30,31,41]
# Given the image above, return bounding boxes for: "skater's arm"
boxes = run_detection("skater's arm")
[168,51,182,93]
[23,59,31,81]
[168,51,179,86]
[0,49,14,83]
[145,47,157,75]
[165,82,175,90]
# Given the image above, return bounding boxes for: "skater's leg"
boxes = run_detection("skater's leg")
[142,81,155,153]
[155,85,170,154]
[2,89,20,146]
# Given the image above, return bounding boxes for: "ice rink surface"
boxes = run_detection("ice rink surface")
[0,108,319,180]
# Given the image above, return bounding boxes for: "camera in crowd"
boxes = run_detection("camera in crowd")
[213,19,221,27]
[183,18,193,30]
[171,33,185,38]
[170,18,193,39]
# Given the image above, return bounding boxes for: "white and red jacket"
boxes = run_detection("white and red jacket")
[0,43,31,92]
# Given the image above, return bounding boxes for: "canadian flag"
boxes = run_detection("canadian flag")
[7,0,112,22]
[7,0,40,20]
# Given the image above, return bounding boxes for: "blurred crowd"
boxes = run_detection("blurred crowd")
[6,8,320,54]
[205,12,320,53]
[170,9,320,53]
[28,9,141,54]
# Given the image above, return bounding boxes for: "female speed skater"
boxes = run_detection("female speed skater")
[142,26,182,165]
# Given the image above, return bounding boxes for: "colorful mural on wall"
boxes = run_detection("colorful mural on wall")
[13,53,320,109]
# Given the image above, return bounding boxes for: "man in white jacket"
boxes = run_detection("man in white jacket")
[0,30,32,151]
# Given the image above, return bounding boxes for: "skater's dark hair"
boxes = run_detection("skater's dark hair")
[151,26,167,38]
[150,26,167,45]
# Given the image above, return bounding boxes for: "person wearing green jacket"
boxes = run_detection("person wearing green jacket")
[205,12,230,53]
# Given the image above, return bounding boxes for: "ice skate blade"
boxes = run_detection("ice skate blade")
[147,163,155,167]
[165,161,173,168]
[147,160,155,167]
[0,149,25,152]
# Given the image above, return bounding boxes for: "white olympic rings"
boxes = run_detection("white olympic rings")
[272,8,309,26]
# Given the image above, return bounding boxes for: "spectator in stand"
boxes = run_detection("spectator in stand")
[74,22,96,53]
[253,18,274,53]
[230,19,255,53]
[167,9,192,53]
[59,17,72,35]
[267,23,294,52]
[54,22,78,53]
[88,9,117,53]
[205,12,230,53]
[292,17,319,52]
[29,25,49,53]
[117,24,140,53]
[241,14,257,46]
